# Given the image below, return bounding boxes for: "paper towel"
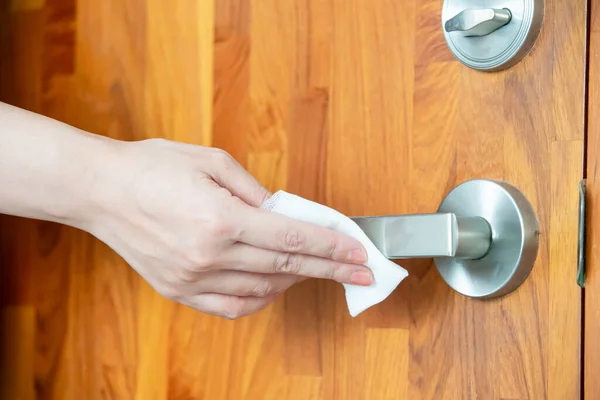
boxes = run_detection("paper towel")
[261,191,408,317]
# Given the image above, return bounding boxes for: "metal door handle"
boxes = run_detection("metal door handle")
[444,8,512,37]
[351,180,539,299]
[352,214,492,260]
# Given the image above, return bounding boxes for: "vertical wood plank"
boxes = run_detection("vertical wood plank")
[455,69,505,182]
[365,328,409,399]
[586,2,600,398]
[548,141,582,399]
[551,0,587,141]
[286,376,322,400]
[0,4,44,112]
[167,306,212,399]
[201,318,235,399]
[242,303,289,400]
[501,21,554,400]
[407,266,458,399]
[0,306,35,400]
[414,0,454,67]
[328,0,414,216]
[60,231,96,399]
[145,0,208,145]
[410,62,459,212]
[92,241,139,399]
[199,0,215,146]
[32,224,72,399]
[228,305,286,399]
[213,0,250,165]
[134,286,171,400]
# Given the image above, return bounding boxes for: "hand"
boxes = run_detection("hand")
[85,138,373,319]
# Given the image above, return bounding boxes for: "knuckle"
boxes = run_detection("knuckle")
[184,251,214,273]
[274,253,302,274]
[253,187,271,206]
[206,215,235,238]
[325,262,340,281]
[177,268,199,283]
[324,237,340,259]
[251,279,273,297]
[278,229,307,252]
[213,149,234,168]
[193,260,212,273]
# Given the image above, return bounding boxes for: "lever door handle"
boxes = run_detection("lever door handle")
[351,214,491,260]
[352,180,539,299]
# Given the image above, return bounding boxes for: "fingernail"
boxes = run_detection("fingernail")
[349,270,374,286]
[347,248,367,263]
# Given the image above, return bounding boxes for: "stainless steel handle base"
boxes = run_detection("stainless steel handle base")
[352,179,539,299]
[441,0,544,71]
[434,179,539,299]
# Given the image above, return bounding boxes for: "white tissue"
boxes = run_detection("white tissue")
[261,191,408,317]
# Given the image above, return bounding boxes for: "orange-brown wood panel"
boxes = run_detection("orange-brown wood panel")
[586,0,600,398]
[0,0,588,399]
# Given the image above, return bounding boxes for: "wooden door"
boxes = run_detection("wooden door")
[0,0,587,399]
[211,1,586,398]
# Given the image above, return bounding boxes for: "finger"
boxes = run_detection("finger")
[233,205,368,264]
[221,243,374,286]
[181,270,300,297]
[206,149,271,207]
[185,293,277,320]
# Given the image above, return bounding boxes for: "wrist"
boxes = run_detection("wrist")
[0,103,129,231]
[43,129,124,231]
[74,137,151,236]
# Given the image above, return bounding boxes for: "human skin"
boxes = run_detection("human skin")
[0,102,373,319]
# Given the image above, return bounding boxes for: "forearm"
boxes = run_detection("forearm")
[0,101,116,228]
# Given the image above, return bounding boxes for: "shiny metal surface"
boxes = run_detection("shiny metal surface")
[577,179,586,288]
[441,0,544,71]
[351,179,538,299]
[435,180,539,298]
[455,216,493,259]
[444,8,512,37]
[351,214,492,259]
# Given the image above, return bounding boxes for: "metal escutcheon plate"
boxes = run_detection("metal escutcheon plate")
[434,180,539,298]
[442,0,544,71]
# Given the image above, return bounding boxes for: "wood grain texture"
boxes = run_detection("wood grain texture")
[586,0,600,398]
[0,0,588,399]
[1,306,35,400]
